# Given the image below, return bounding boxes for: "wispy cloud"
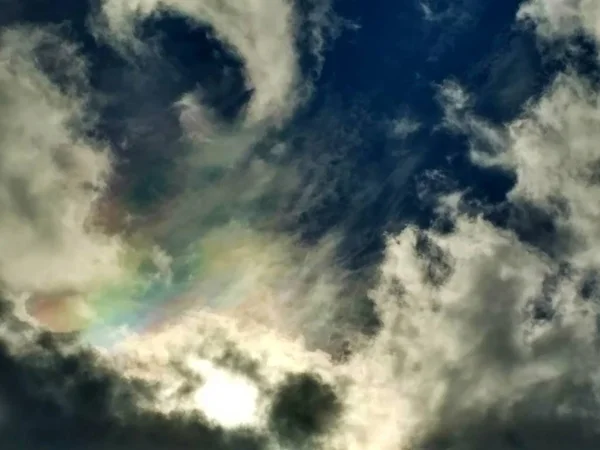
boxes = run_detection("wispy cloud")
[94,0,331,125]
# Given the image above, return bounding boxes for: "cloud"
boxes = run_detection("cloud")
[94,0,333,125]
[368,213,600,449]
[0,26,125,297]
[0,2,351,449]
[518,0,600,43]
[269,371,342,445]
[388,115,421,139]
[83,0,346,316]
[417,0,484,62]
[354,4,600,448]
[0,297,348,450]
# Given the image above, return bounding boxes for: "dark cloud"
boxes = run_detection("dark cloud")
[420,403,600,450]
[0,299,351,450]
[413,230,454,288]
[0,302,268,450]
[268,372,342,446]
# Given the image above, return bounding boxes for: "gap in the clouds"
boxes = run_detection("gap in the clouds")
[261,0,561,337]
[262,98,426,342]
[467,29,600,125]
[96,12,252,215]
[314,0,531,122]
[6,0,252,122]
[137,12,252,122]
[294,0,538,253]
[558,34,600,88]
[465,30,547,123]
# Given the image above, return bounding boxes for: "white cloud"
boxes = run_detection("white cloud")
[95,0,333,125]
[388,115,421,139]
[518,0,600,43]
[347,4,600,447]
[439,73,600,267]
[0,26,125,296]
[335,65,600,447]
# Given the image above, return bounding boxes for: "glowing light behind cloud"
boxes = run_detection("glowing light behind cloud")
[188,357,261,428]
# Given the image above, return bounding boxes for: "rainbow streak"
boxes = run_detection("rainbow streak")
[26,223,296,347]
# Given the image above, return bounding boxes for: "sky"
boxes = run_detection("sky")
[2,0,600,449]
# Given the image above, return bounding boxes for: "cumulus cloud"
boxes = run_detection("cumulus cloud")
[358,4,600,448]
[518,0,600,43]
[368,216,600,449]
[0,26,125,297]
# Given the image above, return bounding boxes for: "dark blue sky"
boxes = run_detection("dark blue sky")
[285,0,546,266]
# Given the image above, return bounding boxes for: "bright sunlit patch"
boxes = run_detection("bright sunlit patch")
[187,357,260,428]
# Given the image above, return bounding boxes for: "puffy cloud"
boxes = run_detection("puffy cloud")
[0,298,344,449]
[369,215,600,449]
[518,0,600,43]
[0,26,125,297]
[358,3,600,448]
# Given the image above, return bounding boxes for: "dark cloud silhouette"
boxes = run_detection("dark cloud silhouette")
[268,372,341,446]
[0,301,267,450]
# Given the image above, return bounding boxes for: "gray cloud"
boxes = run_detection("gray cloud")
[0,297,346,450]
